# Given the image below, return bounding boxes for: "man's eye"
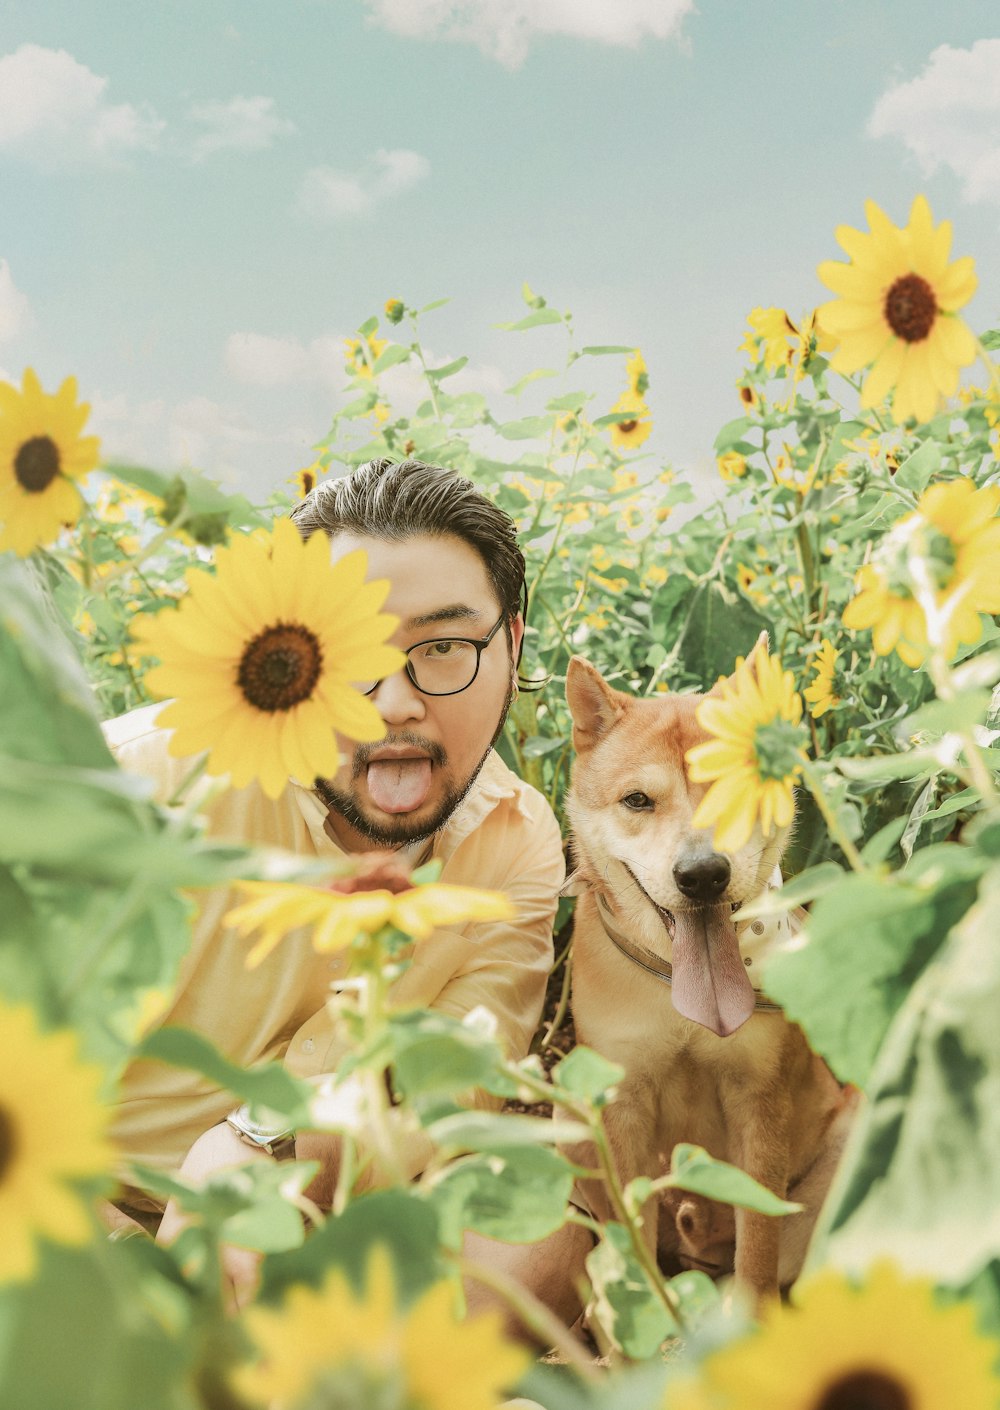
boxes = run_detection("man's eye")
[621,791,653,811]
[425,640,459,658]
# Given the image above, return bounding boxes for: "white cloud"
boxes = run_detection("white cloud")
[869,40,1000,205]
[363,0,693,67]
[225,332,346,387]
[187,95,296,163]
[0,44,163,164]
[0,260,32,342]
[297,148,430,220]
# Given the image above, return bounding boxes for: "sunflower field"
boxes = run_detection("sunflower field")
[2,194,1000,1409]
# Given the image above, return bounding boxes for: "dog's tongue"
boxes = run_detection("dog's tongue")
[669,903,755,1036]
[366,759,433,814]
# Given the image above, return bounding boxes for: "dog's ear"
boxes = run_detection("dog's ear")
[709,630,770,696]
[566,656,627,749]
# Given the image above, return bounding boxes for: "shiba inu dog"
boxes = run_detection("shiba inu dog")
[564,644,857,1301]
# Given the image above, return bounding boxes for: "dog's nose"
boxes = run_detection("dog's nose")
[673,853,731,901]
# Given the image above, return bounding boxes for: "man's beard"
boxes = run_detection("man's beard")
[314,679,515,848]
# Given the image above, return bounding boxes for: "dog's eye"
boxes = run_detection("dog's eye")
[621,791,654,811]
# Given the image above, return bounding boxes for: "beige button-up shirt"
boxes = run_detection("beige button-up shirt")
[105,703,564,1181]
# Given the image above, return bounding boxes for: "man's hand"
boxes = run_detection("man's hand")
[156,1121,268,1312]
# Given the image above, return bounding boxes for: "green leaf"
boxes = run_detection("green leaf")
[261,1189,445,1306]
[505,367,559,396]
[893,439,941,491]
[586,1222,677,1356]
[418,297,450,313]
[732,862,844,920]
[665,1145,800,1215]
[428,1145,575,1246]
[901,690,991,737]
[102,462,175,500]
[496,309,564,331]
[222,1198,307,1254]
[579,345,635,356]
[594,411,644,428]
[388,1010,511,1111]
[713,417,752,453]
[817,868,1000,1298]
[497,416,554,440]
[552,1046,625,1104]
[836,750,941,782]
[545,391,593,411]
[357,315,379,337]
[425,1110,590,1153]
[138,1027,314,1125]
[372,344,412,374]
[426,355,468,381]
[673,582,772,690]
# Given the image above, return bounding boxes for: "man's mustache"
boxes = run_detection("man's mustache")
[351,731,448,778]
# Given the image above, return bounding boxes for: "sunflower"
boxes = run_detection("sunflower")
[802,640,842,718]
[609,392,653,450]
[384,296,405,324]
[132,517,404,799]
[738,382,759,410]
[0,1001,112,1283]
[345,331,388,380]
[626,348,649,397]
[843,479,1000,666]
[702,1262,1000,1410]
[290,460,323,499]
[226,874,514,967]
[717,452,747,483]
[687,647,808,852]
[233,1245,528,1410]
[740,307,795,373]
[817,195,978,425]
[0,369,101,556]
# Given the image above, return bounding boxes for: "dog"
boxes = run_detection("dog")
[563,641,857,1303]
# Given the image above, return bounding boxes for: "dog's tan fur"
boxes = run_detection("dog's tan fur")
[565,648,856,1302]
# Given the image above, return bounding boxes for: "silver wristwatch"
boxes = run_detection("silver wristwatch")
[225,1103,297,1161]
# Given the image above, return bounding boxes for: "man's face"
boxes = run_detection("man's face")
[317,531,523,852]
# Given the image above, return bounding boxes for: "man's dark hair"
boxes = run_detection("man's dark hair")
[291,458,534,675]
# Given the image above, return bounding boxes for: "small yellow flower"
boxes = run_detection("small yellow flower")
[613,469,639,491]
[646,563,668,586]
[626,348,649,397]
[291,460,323,498]
[843,478,1000,666]
[234,1246,528,1410]
[225,877,514,967]
[717,451,747,483]
[702,1262,1000,1410]
[803,640,841,718]
[741,307,795,373]
[132,518,403,799]
[371,401,390,426]
[737,382,759,410]
[687,646,807,852]
[345,332,388,380]
[655,506,672,523]
[773,451,818,495]
[584,610,609,629]
[591,544,613,571]
[818,195,978,424]
[0,1001,113,1283]
[736,563,756,594]
[608,392,653,450]
[0,370,101,555]
[564,503,589,525]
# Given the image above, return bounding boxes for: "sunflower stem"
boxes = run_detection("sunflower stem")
[165,753,211,809]
[800,761,866,873]
[975,337,1000,404]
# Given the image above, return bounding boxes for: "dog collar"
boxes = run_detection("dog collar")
[593,892,785,1014]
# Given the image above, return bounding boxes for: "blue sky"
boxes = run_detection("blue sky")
[1,1,998,499]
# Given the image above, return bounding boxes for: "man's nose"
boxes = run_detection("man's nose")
[369,666,425,724]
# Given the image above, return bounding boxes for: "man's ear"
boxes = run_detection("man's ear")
[509,611,525,670]
[566,656,628,751]
[710,630,770,696]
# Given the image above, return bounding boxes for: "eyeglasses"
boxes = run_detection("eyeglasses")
[360,612,507,698]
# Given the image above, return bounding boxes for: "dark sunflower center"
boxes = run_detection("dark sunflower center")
[14,436,61,493]
[237,623,323,713]
[884,273,937,343]
[0,1105,16,1182]
[619,419,638,434]
[817,1369,911,1410]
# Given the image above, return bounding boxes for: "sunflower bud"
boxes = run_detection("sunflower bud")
[384,297,405,325]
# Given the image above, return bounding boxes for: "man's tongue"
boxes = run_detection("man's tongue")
[366,758,433,814]
[668,903,756,1037]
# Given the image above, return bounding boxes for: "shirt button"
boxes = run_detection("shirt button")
[751,920,765,936]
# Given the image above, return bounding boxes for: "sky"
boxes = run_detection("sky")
[1,1,998,501]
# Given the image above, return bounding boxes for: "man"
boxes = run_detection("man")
[103,458,577,1311]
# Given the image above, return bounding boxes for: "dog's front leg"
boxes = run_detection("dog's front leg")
[597,1076,663,1259]
[729,1086,792,1307]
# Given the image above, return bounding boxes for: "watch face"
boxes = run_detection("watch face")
[228,1105,294,1145]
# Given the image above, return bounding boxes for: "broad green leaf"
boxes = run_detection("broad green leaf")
[222,1198,307,1254]
[586,1222,677,1356]
[579,345,635,356]
[894,439,941,491]
[552,1046,625,1104]
[901,690,991,737]
[426,355,468,380]
[261,1189,445,1306]
[357,314,378,337]
[763,867,982,1086]
[139,1027,314,1124]
[665,1145,800,1215]
[713,417,752,453]
[836,750,941,782]
[498,416,554,440]
[545,390,593,411]
[496,309,564,331]
[504,367,558,396]
[425,1110,590,1153]
[388,1009,513,1111]
[816,867,1000,1301]
[372,343,412,373]
[673,582,772,690]
[732,862,844,920]
[418,297,450,313]
[428,1144,575,1246]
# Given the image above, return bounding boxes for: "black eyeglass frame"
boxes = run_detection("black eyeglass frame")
[363,610,508,698]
